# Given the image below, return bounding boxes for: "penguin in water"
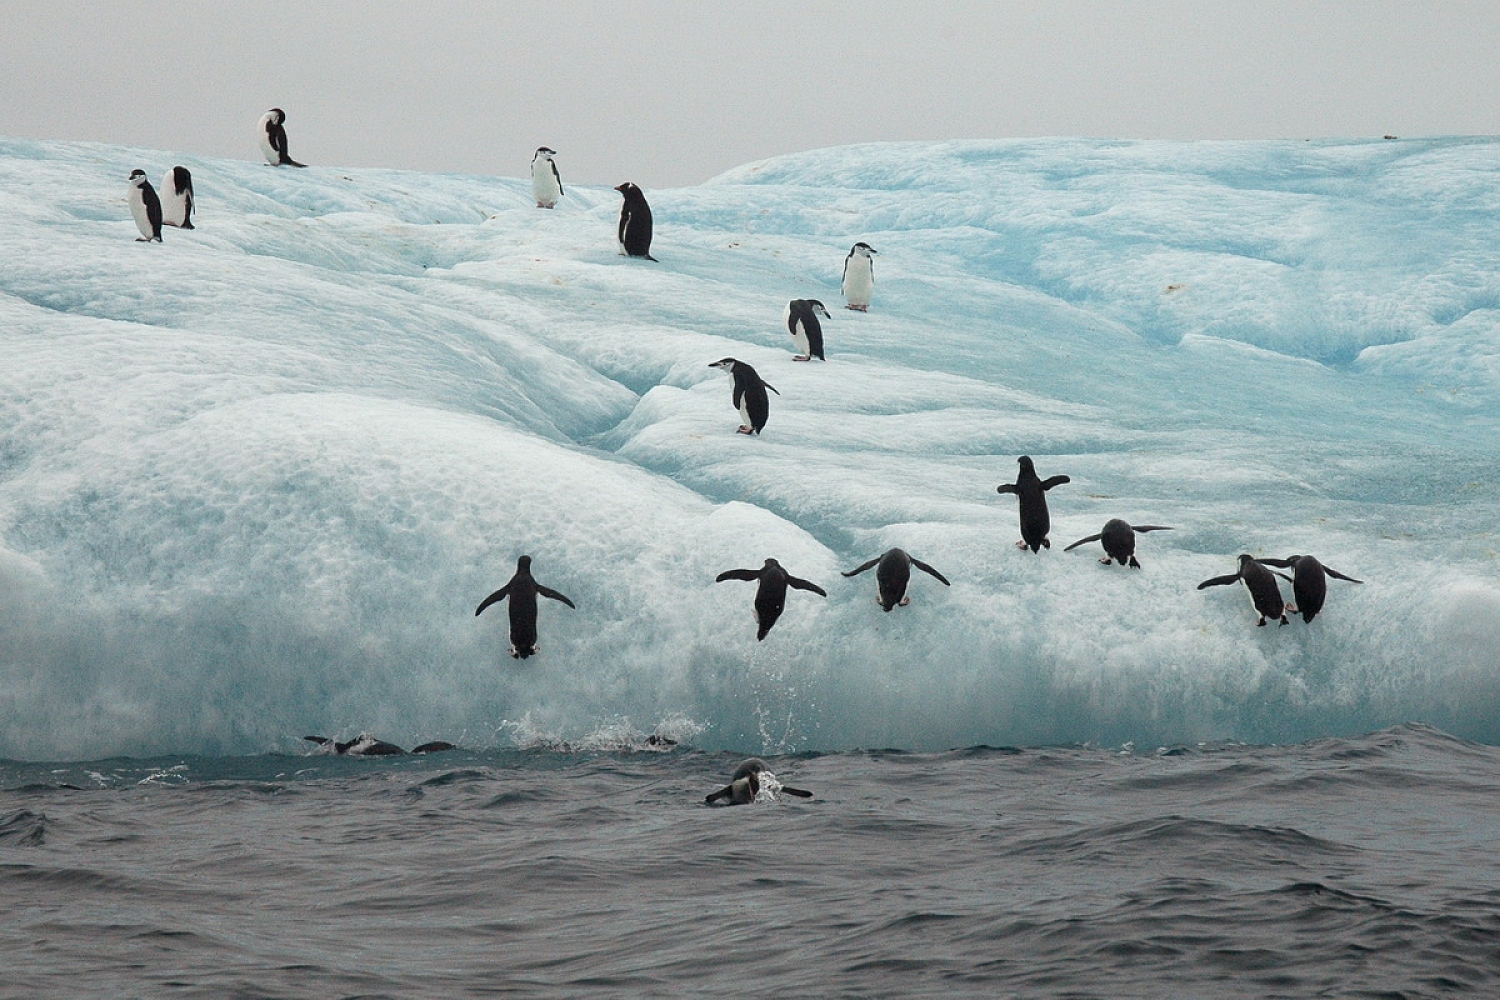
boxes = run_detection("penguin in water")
[531,147,563,208]
[303,735,456,756]
[1064,519,1174,568]
[1258,555,1362,623]
[996,456,1071,553]
[705,758,814,805]
[615,182,656,260]
[842,242,877,311]
[785,299,831,361]
[258,108,307,167]
[160,166,194,229]
[715,558,827,640]
[475,555,577,659]
[708,358,780,434]
[1198,554,1293,626]
[842,548,950,611]
[126,169,163,242]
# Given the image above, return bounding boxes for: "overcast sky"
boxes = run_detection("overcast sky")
[5,2,1499,188]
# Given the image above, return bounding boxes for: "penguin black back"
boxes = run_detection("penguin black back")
[475,554,577,658]
[996,456,1071,552]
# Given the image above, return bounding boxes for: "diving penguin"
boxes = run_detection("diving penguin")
[1197,554,1293,626]
[1063,519,1174,568]
[705,758,814,805]
[475,555,577,658]
[842,548,950,611]
[715,558,826,640]
[996,456,1071,553]
[1257,554,1362,623]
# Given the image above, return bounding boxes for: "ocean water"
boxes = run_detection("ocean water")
[4,725,1497,998]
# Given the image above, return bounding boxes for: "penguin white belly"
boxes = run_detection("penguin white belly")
[129,193,152,239]
[257,117,278,164]
[532,164,561,207]
[843,261,874,309]
[160,192,185,227]
[790,319,810,356]
[739,398,753,429]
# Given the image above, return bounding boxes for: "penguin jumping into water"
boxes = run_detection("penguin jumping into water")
[715,558,826,640]
[1198,554,1293,626]
[1064,519,1173,568]
[258,108,307,167]
[531,147,563,208]
[842,242,877,311]
[126,169,163,242]
[705,758,814,805]
[996,456,1071,553]
[1258,555,1362,623]
[160,166,194,229]
[785,299,831,361]
[842,548,950,611]
[475,555,577,658]
[303,735,456,756]
[708,358,779,434]
[615,182,656,260]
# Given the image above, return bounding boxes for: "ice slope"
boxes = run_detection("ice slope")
[1,135,1497,759]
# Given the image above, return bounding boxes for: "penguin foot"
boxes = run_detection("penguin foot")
[1128,557,1142,569]
[180,222,195,230]
[792,355,810,362]
[1256,617,1267,626]
[899,596,910,607]
[736,426,754,434]
[845,305,868,312]
[1099,557,1113,565]
[1014,540,1028,549]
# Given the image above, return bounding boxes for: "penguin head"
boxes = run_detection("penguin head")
[708,357,741,374]
[128,169,147,186]
[516,554,533,572]
[806,299,831,318]
[534,146,556,159]
[1236,554,1257,569]
[1017,455,1035,473]
[267,108,286,124]
[615,182,638,195]
[850,242,877,257]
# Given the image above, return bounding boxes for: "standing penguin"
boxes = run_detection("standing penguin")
[160,166,195,229]
[1258,555,1362,623]
[126,169,163,242]
[615,182,656,260]
[715,558,827,641]
[1064,519,1174,568]
[258,108,307,167]
[842,242,877,311]
[785,299,831,361]
[531,147,563,208]
[996,456,1071,553]
[474,555,577,659]
[708,358,780,435]
[1197,554,1293,626]
[842,548,950,611]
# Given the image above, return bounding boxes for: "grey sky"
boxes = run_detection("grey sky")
[5,2,1499,187]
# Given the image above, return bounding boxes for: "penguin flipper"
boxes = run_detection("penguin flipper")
[841,557,881,578]
[787,576,827,597]
[910,558,951,586]
[780,786,813,798]
[996,483,1019,495]
[1324,567,1363,584]
[705,785,735,805]
[1258,557,1296,568]
[1197,574,1240,590]
[303,736,332,746]
[715,569,761,583]
[1133,525,1174,533]
[1063,533,1103,552]
[536,585,577,609]
[763,382,780,396]
[1271,570,1294,583]
[1040,475,1071,491]
[475,584,512,616]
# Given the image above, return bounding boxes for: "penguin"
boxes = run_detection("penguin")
[785,299,831,361]
[1197,554,1294,626]
[615,182,656,260]
[160,166,195,229]
[1258,555,1362,623]
[1063,519,1174,568]
[303,735,455,756]
[842,242,877,311]
[126,169,163,242]
[708,358,780,434]
[705,758,814,805]
[715,558,827,641]
[474,555,577,659]
[996,456,1071,553]
[258,108,307,167]
[531,147,563,208]
[842,548,950,611]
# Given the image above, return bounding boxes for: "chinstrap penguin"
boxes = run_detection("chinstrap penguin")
[475,555,577,658]
[615,182,656,260]
[258,108,307,167]
[785,299,831,360]
[1064,519,1173,568]
[842,548,950,611]
[160,166,194,229]
[1258,555,1362,622]
[705,758,813,805]
[996,456,1071,553]
[531,147,563,208]
[127,169,163,242]
[708,358,779,434]
[715,558,826,640]
[1198,554,1293,626]
[842,242,877,311]
[303,735,456,756]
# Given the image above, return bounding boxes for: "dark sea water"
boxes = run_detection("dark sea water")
[3,724,1497,999]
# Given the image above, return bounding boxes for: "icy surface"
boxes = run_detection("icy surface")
[1,135,1497,758]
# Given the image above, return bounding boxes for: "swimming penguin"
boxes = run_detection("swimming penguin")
[715,558,827,641]
[708,358,780,434]
[842,548,950,611]
[160,166,194,229]
[1197,554,1293,626]
[1063,519,1174,568]
[615,182,656,260]
[531,147,563,208]
[474,555,577,659]
[126,169,163,242]
[704,758,814,805]
[996,456,1071,553]
[842,242,877,311]
[1258,555,1362,623]
[258,108,307,167]
[303,735,455,756]
[785,299,831,361]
